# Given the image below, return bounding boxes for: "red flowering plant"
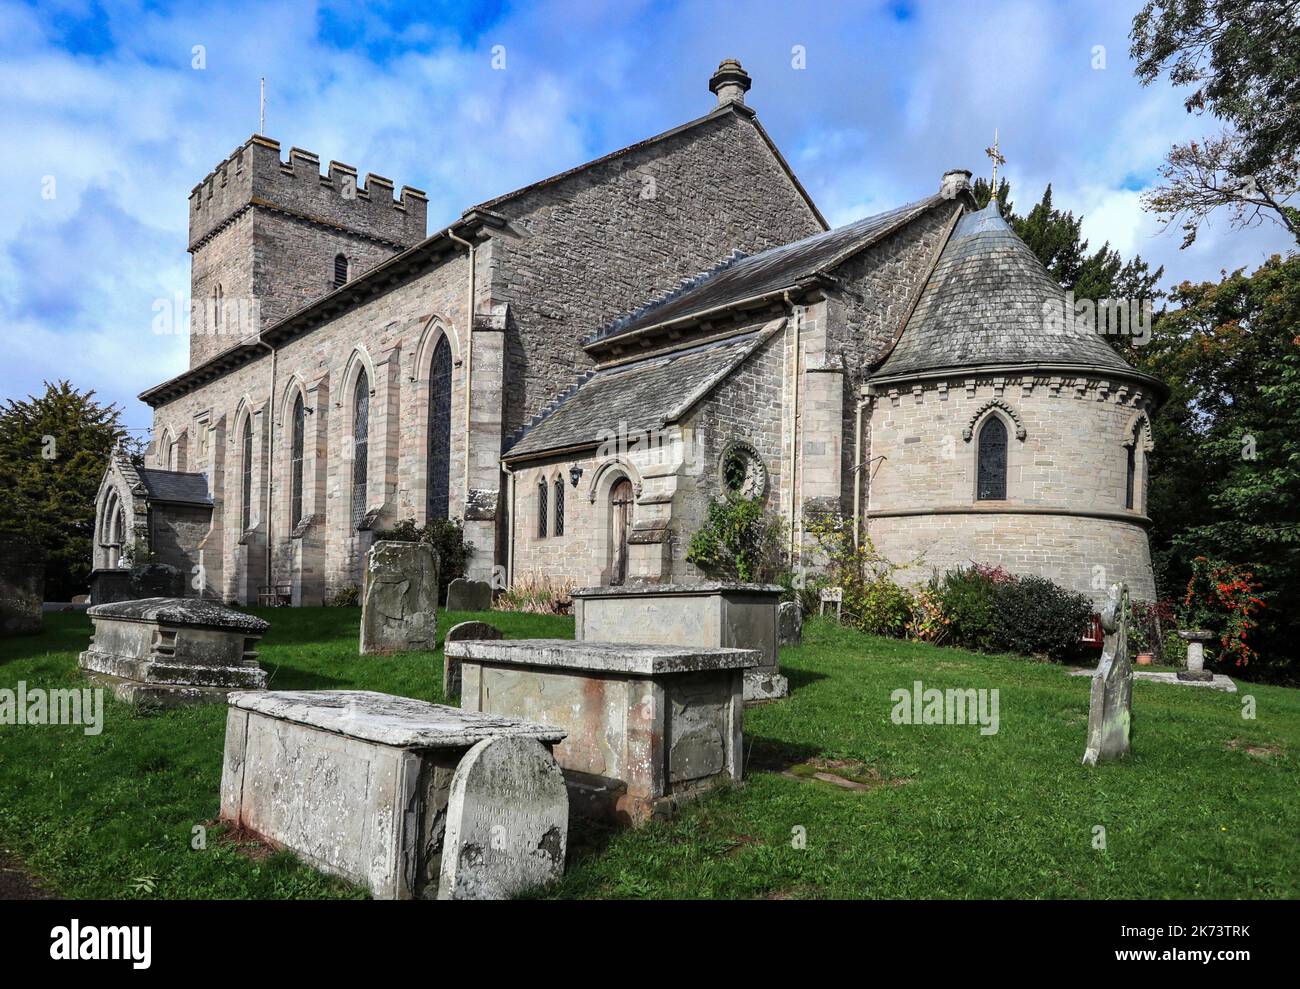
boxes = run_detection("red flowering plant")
[1180,556,1266,667]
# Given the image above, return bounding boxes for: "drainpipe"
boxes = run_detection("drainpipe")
[783,291,801,562]
[255,338,277,597]
[447,228,476,513]
[503,462,516,589]
[852,392,869,551]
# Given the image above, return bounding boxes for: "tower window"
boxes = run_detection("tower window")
[334,254,349,288]
[976,416,1008,501]
[1125,443,1136,510]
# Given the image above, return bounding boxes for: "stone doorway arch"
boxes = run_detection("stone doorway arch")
[609,477,634,586]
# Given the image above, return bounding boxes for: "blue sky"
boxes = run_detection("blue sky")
[2,0,1293,433]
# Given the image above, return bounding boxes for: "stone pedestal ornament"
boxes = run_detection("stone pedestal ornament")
[571,582,787,703]
[1176,629,1216,682]
[438,735,569,900]
[360,540,438,655]
[449,638,758,823]
[219,690,567,900]
[442,620,502,698]
[446,577,493,611]
[1082,582,1132,767]
[79,597,269,706]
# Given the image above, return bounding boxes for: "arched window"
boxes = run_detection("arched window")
[240,416,253,530]
[290,394,305,527]
[1125,443,1136,510]
[554,477,565,537]
[334,254,349,288]
[426,337,452,521]
[352,369,369,531]
[213,283,223,333]
[976,416,1007,501]
[537,478,548,539]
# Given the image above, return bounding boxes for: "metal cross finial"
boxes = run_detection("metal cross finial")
[984,128,1006,197]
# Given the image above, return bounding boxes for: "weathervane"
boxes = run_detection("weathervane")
[984,128,1006,198]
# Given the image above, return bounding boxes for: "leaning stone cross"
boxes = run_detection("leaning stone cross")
[1082,581,1132,767]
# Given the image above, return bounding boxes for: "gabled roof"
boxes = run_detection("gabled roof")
[471,101,826,229]
[873,201,1143,381]
[584,196,943,350]
[504,323,782,460]
[136,468,212,506]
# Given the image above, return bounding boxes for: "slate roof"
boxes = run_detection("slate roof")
[873,201,1138,379]
[505,327,778,459]
[136,468,212,506]
[585,196,942,348]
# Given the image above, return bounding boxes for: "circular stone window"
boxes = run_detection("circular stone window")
[720,441,768,500]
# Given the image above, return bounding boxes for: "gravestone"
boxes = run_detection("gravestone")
[442,620,502,698]
[1082,582,1132,767]
[449,638,758,823]
[360,540,438,655]
[438,735,569,900]
[571,582,786,702]
[220,690,567,900]
[89,564,184,605]
[0,537,44,636]
[79,597,269,706]
[778,600,802,647]
[1176,629,1215,682]
[446,577,493,612]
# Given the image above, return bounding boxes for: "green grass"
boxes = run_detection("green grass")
[2,610,1297,899]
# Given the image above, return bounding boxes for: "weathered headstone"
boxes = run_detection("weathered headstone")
[778,600,802,647]
[442,620,502,698]
[0,537,44,636]
[1176,629,1215,682]
[438,735,569,900]
[79,597,269,706]
[220,690,567,900]
[446,577,493,612]
[360,540,438,655]
[1083,582,1132,767]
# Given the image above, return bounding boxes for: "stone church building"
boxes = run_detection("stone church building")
[94,59,1162,606]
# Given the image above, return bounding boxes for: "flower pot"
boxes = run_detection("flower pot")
[1135,652,1154,666]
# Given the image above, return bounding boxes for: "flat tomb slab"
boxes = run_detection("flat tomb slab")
[453,641,756,825]
[221,690,568,900]
[228,689,568,747]
[444,638,759,675]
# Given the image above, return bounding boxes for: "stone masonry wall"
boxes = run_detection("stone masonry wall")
[866,370,1159,602]
[149,247,481,604]
[489,109,824,439]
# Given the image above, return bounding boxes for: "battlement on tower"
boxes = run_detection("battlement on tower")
[187,135,428,252]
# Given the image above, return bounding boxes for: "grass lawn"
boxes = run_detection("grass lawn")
[1,609,1296,899]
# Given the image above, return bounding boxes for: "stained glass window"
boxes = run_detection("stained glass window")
[426,337,452,521]
[976,416,1007,501]
[291,394,305,527]
[352,369,369,531]
[240,416,253,530]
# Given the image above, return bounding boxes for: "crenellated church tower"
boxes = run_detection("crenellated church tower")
[186,135,427,367]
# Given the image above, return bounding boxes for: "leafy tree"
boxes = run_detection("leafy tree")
[1131,0,1300,245]
[0,381,127,600]
[1131,254,1300,680]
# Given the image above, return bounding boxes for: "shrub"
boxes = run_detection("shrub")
[325,584,359,607]
[1129,598,1176,657]
[374,517,474,603]
[906,586,951,644]
[686,494,787,583]
[937,564,1093,662]
[805,514,915,637]
[495,573,573,615]
[1179,556,1266,667]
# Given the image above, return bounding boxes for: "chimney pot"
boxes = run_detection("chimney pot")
[940,168,972,200]
[709,58,752,106]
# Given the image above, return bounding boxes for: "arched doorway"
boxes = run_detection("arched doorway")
[609,477,633,586]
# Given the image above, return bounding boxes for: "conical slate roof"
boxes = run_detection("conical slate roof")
[873,201,1137,379]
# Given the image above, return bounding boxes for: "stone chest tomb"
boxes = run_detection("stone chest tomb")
[447,638,758,823]
[220,690,568,899]
[571,582,787,702]
[79,597,268,705]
